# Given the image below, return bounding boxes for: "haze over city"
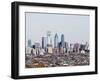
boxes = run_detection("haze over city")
[25,12,90,46]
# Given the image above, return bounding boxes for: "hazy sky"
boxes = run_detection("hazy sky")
[25,12,90,46]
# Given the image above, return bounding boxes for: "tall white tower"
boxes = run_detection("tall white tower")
[47,31,53,54]
[47,31,52,45]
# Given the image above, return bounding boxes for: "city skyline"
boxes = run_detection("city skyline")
[25,12,90,68]
[27,32,89,49]
[28,32,67,48]
[25,12,90,46]
[26,31,90,68]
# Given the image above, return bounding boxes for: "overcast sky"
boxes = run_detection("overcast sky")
[25,12,90,46]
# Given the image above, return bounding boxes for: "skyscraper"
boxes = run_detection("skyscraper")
[42,37,47,49]
[28,39,32,47]
[61,34,65,48]
[47,31,53,54]
[54,33,58,48]
[47,31,52,45]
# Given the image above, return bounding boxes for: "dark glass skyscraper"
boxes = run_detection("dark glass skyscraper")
[61,34,65,48]
[54,33,58,48]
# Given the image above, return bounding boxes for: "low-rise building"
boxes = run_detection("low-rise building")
[25,47,32,54]
[47,44,53,54]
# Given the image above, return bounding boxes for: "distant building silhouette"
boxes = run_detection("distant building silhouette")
[47,31,53,54]
[34,42,40,48]
[54,33,58,48]
[54,33,59,54]
[64,42,69,53]
[73,43,80,53]
[69,43,74,53]
[58,42,64,54]
[85,42,89,50]
[28,39,32,47]
[47,44,53,54]
[61,34,65,48]
[26,47,32,54]
[42,37,47,49]
[32,45,35,49]
[47,31,52,45]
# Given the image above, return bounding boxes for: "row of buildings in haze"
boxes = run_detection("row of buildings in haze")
[26,31,89,56]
